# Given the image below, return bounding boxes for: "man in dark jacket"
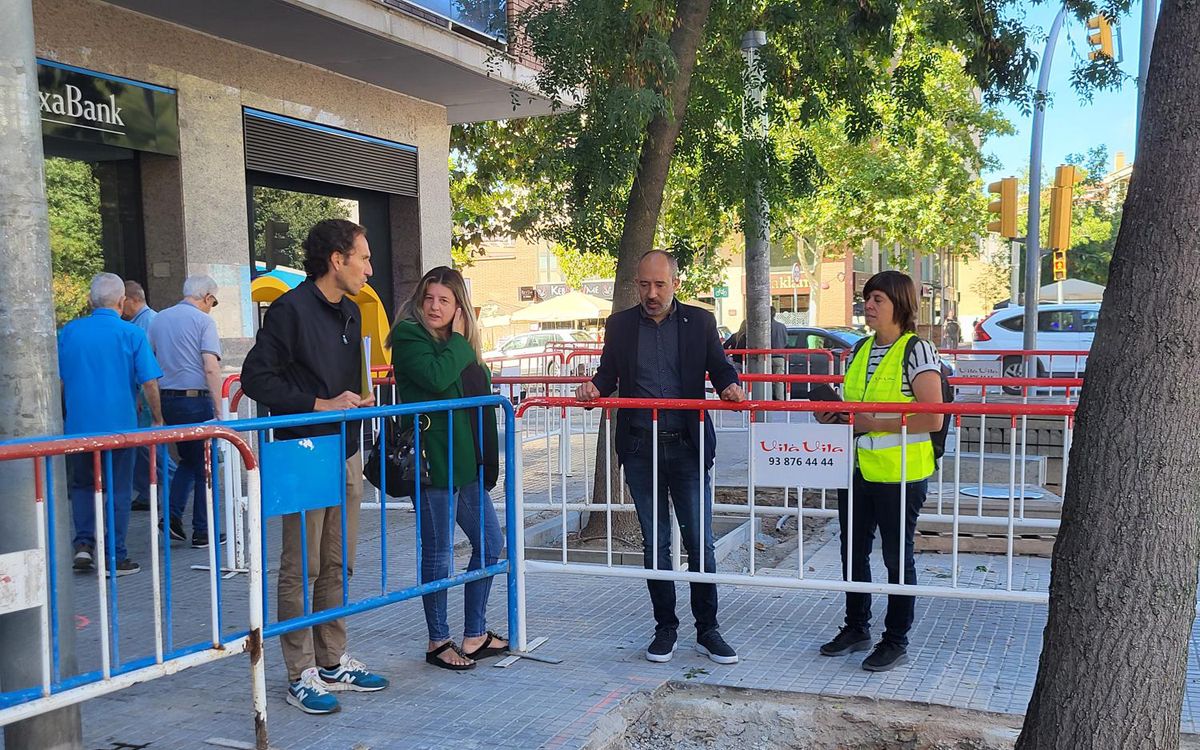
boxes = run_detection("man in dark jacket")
[241,219,388,715]
[577,250,745,665]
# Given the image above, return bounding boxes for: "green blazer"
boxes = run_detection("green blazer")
[390,320,497,490]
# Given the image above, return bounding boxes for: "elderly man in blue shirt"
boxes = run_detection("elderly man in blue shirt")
[122,280,176,511]
[150,274,225,549]
[59,273,164,576]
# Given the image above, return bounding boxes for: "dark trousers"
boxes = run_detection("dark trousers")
[837,471,927,647]
[162,394,216,534]
[621,432,718,636]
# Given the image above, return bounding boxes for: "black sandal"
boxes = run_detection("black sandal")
[464,631,509,660]
[425,641,476,671]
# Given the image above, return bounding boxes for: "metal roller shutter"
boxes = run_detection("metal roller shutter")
[242,109,418,197]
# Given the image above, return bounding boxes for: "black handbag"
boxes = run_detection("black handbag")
[363,414,430,499]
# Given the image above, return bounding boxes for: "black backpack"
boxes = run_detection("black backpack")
[848,335,953,461]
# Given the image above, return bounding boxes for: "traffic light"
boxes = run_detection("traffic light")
[1087,15,1115,61]
[264,219,292,271]
[1052,249,1068,282]
[987,177,1018,239]
[1047,165,1078,251]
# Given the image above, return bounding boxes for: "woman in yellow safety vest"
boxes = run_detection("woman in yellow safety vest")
[816,270,944,673]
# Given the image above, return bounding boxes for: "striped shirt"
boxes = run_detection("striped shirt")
[862,337,942,397]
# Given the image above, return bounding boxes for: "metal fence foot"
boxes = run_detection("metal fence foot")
[494,636,561,667]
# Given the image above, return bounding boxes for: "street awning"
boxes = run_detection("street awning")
[1039,278,1105,302]
[511,291,612,323]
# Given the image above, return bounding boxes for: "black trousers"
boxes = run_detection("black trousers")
[622,433,718,637]
[837,470,927,647]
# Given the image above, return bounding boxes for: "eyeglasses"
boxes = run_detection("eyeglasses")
[207,293,219,307]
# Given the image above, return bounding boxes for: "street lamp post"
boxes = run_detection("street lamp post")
[1022,6,1069,372]
[741,29,772,400]
[1137,0,1158,149]
[0,0,83,747]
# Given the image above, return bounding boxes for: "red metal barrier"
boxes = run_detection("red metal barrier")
[0,425,258,467]
[516,396,1076,420]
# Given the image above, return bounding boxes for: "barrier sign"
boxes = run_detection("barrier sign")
[752,422,850,489]
[956,359,1004,378]
[0,549,46,616]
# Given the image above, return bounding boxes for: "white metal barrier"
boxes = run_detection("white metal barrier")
[510,394,1077,651]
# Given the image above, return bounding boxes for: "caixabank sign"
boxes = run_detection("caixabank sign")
[37,59,179,156]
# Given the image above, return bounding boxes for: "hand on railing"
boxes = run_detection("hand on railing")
[575,382,600,402]
[315,391,371,411]
[719,384,746,402]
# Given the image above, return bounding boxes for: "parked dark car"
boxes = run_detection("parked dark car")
[783,326,954,398]
[784,326,864,397]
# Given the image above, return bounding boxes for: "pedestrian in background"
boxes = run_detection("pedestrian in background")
[943,314,961,351]
[770,306,789,400]
[391,266,505,672]
[122,280,175,512]
[149,275,225,549]
[242,219,388,715]
[59,273,163,577]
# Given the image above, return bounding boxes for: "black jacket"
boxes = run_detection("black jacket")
[591,302,739,469]
[241,280,363,457]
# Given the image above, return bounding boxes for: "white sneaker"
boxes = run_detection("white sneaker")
[318,654,389,692]
[286,667,339,714]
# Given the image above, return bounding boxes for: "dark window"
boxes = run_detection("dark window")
[1038,310,1076,333]
[1078,309,1100,332]
[997,315,1023,332]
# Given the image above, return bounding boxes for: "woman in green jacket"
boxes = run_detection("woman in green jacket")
[390,266,504,671]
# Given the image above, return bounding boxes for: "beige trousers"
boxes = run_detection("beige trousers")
[278,452,363,682]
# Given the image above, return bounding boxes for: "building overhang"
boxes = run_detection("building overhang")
[103,0,559,124]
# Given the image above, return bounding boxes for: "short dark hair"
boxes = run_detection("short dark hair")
[863,270,919,333]
[302,219,366,279]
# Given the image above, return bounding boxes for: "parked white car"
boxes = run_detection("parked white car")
[484,329,597,377]
[972,303,1098,378]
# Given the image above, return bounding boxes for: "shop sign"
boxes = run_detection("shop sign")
[535,283,570,300]
[752,422,850,489]
[37,60,179,155]
[580,279,615,299]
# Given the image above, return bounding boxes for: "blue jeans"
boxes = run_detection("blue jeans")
[621,432,719,636]
[162,395,215,534]
[68,448,135,561]
[133,445,176,503]
[418,480,503,642]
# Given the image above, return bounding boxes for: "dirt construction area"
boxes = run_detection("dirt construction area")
[584,683,1200,750]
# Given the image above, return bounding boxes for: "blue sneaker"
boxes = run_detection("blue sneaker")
[287,668,339,714]
[317,654,389,692]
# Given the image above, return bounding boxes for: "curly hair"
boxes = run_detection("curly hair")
[301,219,366,278]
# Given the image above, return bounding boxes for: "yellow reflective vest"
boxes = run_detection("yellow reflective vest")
[843,333,935,483]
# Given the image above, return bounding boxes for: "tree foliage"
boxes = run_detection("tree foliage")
[786,34,1013,267]
[45,157,103,325]
[250,186,351,271]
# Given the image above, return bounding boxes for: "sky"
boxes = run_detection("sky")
[981,2,1143,183]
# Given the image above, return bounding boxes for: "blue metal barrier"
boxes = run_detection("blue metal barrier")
[0,395,518,750]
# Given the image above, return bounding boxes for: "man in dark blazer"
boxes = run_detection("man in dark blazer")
[577,250,745,664]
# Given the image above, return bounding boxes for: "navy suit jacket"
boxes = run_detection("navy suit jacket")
[590,302,740,469]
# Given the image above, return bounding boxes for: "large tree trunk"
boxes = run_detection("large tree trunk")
[1015,2,1200,747]
[581,0,714,541]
